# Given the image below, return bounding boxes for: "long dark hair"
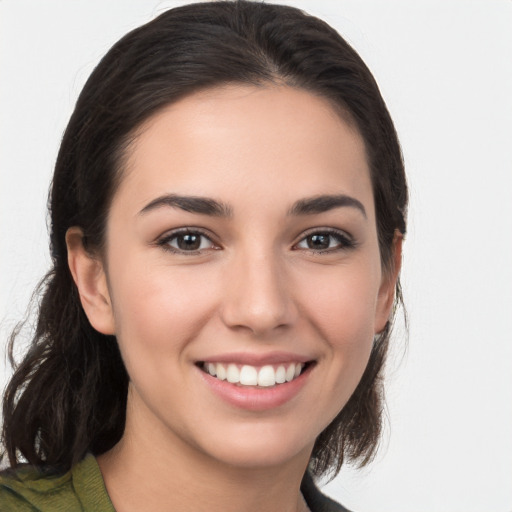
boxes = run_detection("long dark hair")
[1,0,407,478]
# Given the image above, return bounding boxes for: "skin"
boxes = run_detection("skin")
[67,84,400,512]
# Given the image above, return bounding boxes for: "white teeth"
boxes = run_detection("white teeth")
[285,364,295,382]
[239,365,258,385]
[216,363,227,380]
[275,365,286,384]
[258,365,276,387]
[204,362,306,387]
[226,364,240,383]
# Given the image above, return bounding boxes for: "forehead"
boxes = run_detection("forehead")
[113,84,374,218]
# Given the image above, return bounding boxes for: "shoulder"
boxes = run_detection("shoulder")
[0,462,74,511]
[301,472,354,512]
[0,454,114,512]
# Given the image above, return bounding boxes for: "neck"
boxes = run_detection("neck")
[97,402,313,512]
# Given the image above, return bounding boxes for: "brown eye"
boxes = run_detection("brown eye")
[295,230,355,252]
[176,233,202,250]
[306,234,331,250]
[161,230,216,253]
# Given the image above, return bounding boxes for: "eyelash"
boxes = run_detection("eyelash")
[156,228,356,255]
[156,228,219,255]
[293,228,356,254]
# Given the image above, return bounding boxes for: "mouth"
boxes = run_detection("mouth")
[197,361,313,388]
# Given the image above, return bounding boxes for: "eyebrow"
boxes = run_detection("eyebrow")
[138,193,366,219]
[288,194,367,218]
[139,194,233,217]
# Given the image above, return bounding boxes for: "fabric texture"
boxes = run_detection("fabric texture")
[0,454,115,512]
[0,454,351,512]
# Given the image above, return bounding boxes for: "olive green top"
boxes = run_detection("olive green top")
[0,454,349,512]
[0,453,115,511]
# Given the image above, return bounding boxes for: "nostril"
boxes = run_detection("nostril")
[220,302,297,336]
[219,262,297,334]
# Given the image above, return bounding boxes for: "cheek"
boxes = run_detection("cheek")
[302,263,380,380]
[310,264,379,335]
[287,267,381,435]
[108,255,219,356]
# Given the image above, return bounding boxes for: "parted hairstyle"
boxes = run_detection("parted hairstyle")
[1,0,407,478]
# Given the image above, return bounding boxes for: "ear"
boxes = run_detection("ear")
[374,231,403,334]
[66,227,116,335]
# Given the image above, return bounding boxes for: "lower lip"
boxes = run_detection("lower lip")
[198,365,312,411]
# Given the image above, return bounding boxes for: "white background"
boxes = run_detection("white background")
[1,1,511,511]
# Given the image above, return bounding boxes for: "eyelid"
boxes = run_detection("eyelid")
[293,227,356,252]
[156,227,221,254]
[154,226,356,255]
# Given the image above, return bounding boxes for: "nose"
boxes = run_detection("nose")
[220,247,297,336]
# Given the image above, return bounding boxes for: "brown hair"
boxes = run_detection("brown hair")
[2,0,407,478]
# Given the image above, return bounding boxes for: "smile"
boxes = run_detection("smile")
[200,362,308,387]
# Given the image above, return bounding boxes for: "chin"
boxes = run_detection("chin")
[208,439,312,471]
[181,417,318,471]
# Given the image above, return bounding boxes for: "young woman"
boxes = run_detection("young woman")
[0,1,407,511]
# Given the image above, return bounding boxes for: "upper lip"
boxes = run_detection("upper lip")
[197,351,314,366]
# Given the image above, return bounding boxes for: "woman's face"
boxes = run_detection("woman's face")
[85,85,396,470]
